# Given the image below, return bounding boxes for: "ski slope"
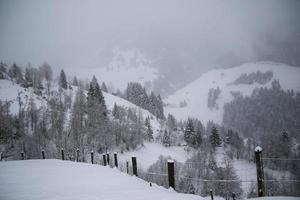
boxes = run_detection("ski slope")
[164,62,300,124]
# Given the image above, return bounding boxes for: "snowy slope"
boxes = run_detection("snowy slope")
[164,62,300,124]
[0,160,298,200]
[118,142,190,170]
[0,159,205,200]
[74,48,159,92]
[0,78,161,136]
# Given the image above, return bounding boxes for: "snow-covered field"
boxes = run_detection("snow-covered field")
[0,160,298,200]
[0,159,205,200]
[164,62,300,124]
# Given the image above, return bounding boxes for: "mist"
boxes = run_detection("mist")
[0,0,300,84]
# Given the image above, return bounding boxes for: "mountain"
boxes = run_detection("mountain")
[164,62,300,125]
[76,48,160,93]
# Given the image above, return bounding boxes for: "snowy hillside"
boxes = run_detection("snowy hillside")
[0,78,161,136]
[0,160,298,200]
[0,159,205,200]
[75,48,159,92]
[164,62,300,124]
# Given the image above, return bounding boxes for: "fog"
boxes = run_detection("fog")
[0,0,299,87]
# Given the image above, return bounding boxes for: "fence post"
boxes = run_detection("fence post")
[103,154,107,166]
[126,161,129,174]
[0,152,2,161]
[255,146,265,197]
[76,149,80,162]
[167,160,175,190]
[91,151,94,164]
[106,152,110,165]
[21,151,25,160]
[232,193,236,200]
[41,149,45,159]
[61,148,64,160]
[210,190,214,200]
[114,152,118,168]
[132,156,138,176]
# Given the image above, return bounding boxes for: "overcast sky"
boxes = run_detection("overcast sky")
[0,0,300,76]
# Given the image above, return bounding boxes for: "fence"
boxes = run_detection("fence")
[1,146,299,199]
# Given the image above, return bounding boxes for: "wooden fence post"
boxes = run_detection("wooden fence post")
[232,193,236,200]
[91,151,94,164]
[167,160,175,190]
[106,153,110,165]
[61,148,64,160]
[103,154,107,166]
[132,156,138,176]
[0,152,2,161]
[114,152,118,168]
[21,151,25,160]
[255,146,265,197]
[210,189,214,200]
[41,149,45,159]
[76,149,79,162]
[126,161,129,174]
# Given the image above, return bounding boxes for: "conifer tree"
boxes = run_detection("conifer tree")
[145,117,154,141]
[210,126,222,149]
[184,118,197,147]
[59,69,67,89]
[86,76,109,151]
[101,82,108,93]
[72,76,79,86]
[162,130,170,147]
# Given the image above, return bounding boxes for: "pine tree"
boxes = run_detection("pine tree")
[145,117,154,141]
[70,89,86,150]
[72,76,79,86]
[86,76,109,151]
[210,126,222,149]
[0,62,7,79]
[59,69,68,89]
[162,130,170,147]
[101,82,108,93]
[184,118,198,147]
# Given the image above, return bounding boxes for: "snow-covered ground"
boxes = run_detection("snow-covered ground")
[0,159,205,200]
[118,142,190,170]
[0,160,298,200]
[164,62,300,124]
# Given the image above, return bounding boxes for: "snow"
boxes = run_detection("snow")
[164,62,300,124]
[255,146,263,152]
[71,48,159,92]
[118,142,189,170]
[0,159,204,200]
[249,197,300,200]
[0,160,297,200]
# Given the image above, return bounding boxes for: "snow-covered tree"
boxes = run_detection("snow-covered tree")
[145,117,154,141]
[209,126,222,149]
[59,69,68,89]
[101,82,108,93]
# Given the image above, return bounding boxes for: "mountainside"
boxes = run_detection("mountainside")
[0,78,161,136]
[164,62,300,124]
[75,48,160,93]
